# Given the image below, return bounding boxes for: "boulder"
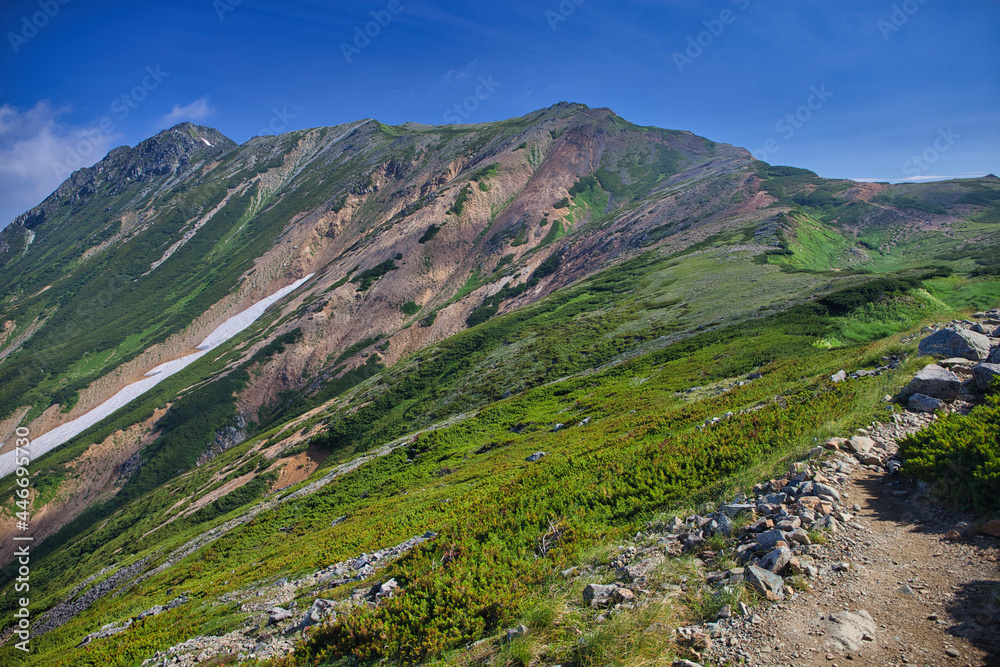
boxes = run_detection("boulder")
[990,346,1000,364]
[744,564,784,597]
[908,393,944,413]
[901,364,962,401]
[973,363,1000,392]
[831,370,847,383]
[918,328,991,361]
[526,451,546,462]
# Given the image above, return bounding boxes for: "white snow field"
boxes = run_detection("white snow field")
[0,274,314,479]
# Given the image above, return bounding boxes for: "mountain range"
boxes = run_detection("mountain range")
[0,102,998,665]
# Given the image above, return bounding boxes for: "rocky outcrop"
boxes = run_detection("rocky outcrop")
[900,364,962,401]
[918,327,991,361]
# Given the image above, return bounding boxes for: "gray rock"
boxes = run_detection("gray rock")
[583,583,619,606]
[683,534,706,552]
[831,370,847,383]
[297,599,337,631]
[789,528,811,545]
[269,607,294,625]
[972,363,1000,392]
[901,364,962,401]
[505,623,528,643]
[918,328,991,361]
[846,436,874,455]
[812,482,841,502]
[755,529,788,550]
[716,512,734,536]
[908,393,944,412]
[526,451,546,462]
[672,661,704,667]
[759,545,792,573]
[990,346,1000,364]
[622,554,665,581]
[820,609,877,652]
[744,564,784,597]
[721,503,755,518]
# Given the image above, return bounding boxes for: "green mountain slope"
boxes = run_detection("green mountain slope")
[0,103,998,665]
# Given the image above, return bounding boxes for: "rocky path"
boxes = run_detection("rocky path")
[709,412,1000,667]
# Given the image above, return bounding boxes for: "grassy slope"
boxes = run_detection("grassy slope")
[1,117,999,665]
[5,240,998,665]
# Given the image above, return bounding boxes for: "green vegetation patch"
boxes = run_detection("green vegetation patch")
[351,259,397,291]
[899,392,1000,512]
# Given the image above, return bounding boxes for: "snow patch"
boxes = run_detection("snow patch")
[0,274,314,479]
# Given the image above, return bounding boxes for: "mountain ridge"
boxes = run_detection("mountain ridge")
[0,102,998,666]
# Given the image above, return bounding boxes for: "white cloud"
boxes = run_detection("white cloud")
[0,101,119,228]
[160,96,215,126]
[442,61,477,87]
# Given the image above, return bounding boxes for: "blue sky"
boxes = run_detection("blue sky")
[1,0,997,226]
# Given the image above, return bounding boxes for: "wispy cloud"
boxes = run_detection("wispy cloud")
[160,96,215,126]
[852,172,989,183]
[442,61,477,87]
[0,101,119,227]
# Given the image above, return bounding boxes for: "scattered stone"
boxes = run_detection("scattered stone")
[744,564,784,598]
[812,482,841,502]
[721,503,756,518]
[504,624,528,643]
[846,436,874,455]
[526,451,546,462]
[583,583,619,607]
[268,607,294,625]
[760,546,792,574]
[831,370,847,383]
[945,648,960,658]
[755,529,788,550]
[296,599,336,631]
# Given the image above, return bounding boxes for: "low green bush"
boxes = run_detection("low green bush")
[898,392,1000,512]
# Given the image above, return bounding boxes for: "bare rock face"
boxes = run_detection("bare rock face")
[901,364,962,401]
[918,328,991,361]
